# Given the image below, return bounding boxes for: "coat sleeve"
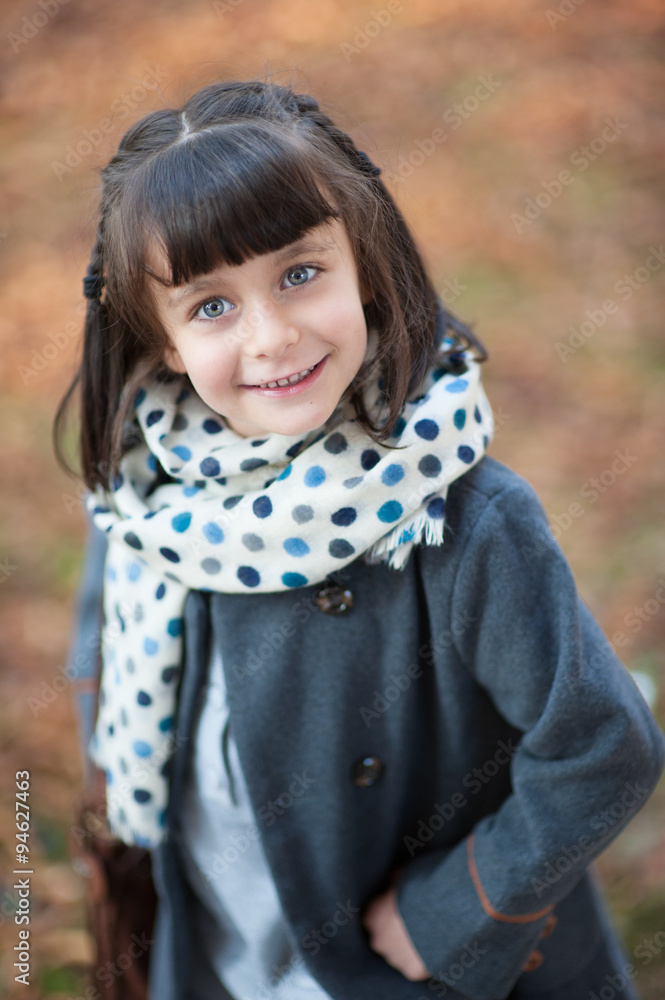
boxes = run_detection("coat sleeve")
[68,512,108,782]
[396,478,665,999]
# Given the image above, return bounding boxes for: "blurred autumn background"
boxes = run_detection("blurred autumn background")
[1,0,664,996]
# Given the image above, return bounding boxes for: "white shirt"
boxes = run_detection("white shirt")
[176,646,332,1000]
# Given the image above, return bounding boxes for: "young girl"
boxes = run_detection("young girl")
[57,79,664,1000]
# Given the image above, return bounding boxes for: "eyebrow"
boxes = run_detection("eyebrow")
[165,236,338,310]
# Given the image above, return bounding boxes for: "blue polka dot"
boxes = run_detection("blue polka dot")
[286,440,306,458]
[253,496,273,518]
[454,409,466,430]
[474,405,482,423]
[200,457,221,477]
[238,566,260,588]
[133,740,152,758]
[324,432,348,454]
[427,497,446,518]
[203,522,224,544]
[445,379,469,393]
[172,445,192,461]
[415,419,439,441]
[159,716,174,732]
[183,485,200,497]
[398,527,415,543]
[161,666,178,684]
[304,465,326,487]
[146,409,164,426]
[127,562,142,582]
[112,473,124,491]
[167,618,183,637]
[251,438,267,447]
[391,416,407,437]
[381,464,405,486]
[377,500,403,523]
[240,458,269,472]
[292,504,313,523]
[419,454,442,478]
[203,418,223,433]
[124,531,143,550]
[160,547,181,563]
[134,789,152,804]
[361,449,380,470]
[284,537,310,557]
[147,455,157,472]
[331,507,357,527]
[144,637,158,655]
[344,475,364,488]
[201,558,221,575]
[137,690,152,706]
[329,539,355,558]
[155,582,166,600]
[458,445,475,464]
[277,464,292,480]
[224,496,242,509]
[282,572,308,587]
[176,389,190,404]
[171,511,192,533]
[134,388,146,407]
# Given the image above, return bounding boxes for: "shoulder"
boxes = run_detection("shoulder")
[442,453,550,550]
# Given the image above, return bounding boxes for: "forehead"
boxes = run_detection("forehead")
[145,218,355,294]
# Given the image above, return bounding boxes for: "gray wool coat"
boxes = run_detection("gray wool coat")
[71,453,665,1000]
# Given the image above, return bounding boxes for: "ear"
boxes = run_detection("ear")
[162,340,187,375]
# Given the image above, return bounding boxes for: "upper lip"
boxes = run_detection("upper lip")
[245,359,321,387]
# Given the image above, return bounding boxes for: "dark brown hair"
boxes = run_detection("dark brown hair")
[54,79,486,490]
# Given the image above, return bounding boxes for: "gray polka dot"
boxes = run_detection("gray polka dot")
[201,558,222,575]
[292,504,314,524]
[126,657,135,674]
[133,603,144,623]
[343,476,364,489]
[242,533,265,552]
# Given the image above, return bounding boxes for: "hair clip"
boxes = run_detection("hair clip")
[83,263,104,301]
[356,150,381,177]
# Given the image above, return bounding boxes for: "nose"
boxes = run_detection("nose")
[240,301,299,358]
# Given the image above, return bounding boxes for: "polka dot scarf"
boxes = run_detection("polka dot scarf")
[87,339,494,846]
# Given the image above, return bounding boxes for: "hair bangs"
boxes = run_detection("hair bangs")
[134,123,341,288]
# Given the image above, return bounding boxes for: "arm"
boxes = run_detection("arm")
[395,479,665,998]
[68,511,108,783]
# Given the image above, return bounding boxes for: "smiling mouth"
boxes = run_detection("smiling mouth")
[253,361,320,389]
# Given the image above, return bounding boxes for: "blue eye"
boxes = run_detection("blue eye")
[284,265,317,287]
[197,298,231,320]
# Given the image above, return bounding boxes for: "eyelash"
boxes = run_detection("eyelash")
[191,263,323,322]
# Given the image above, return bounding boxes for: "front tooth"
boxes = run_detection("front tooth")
[277,378,290,386]
[266,381,278,388]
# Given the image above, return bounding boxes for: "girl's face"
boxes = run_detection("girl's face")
[150,219,371,439]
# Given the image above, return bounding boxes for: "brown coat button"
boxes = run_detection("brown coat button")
[522,949,543,972]
[352,755,383,787]
[316,583,353,615]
